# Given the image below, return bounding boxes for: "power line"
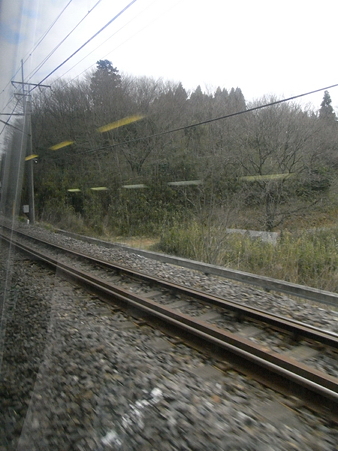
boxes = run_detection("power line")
[30,0,138,92]
[0,118,24,134]
[0,98,21,137]
[0,74,19,102]
[98,0,184,74]
[26,0,103,82]
[24,0,74,66]
[0,94,17,116]
[55,0,180,86]
[0,0,73,102]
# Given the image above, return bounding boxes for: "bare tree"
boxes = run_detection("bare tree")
[232,97,323,230]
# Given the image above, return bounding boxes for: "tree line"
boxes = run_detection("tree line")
[3,59,338,234]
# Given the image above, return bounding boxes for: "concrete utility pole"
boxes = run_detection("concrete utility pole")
[10,61,50,224]
[25,95,35,224]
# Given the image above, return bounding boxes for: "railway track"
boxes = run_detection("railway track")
[57,227,338,307]
[1,225,338,419]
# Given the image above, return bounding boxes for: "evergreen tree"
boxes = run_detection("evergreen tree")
[228,87,246,112]
[188,85,212,121]
[214,87,229,103]
[174,82,188,103]
[90,60,121,107]
[319,90,336,121]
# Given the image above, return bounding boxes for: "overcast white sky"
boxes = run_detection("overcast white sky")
[1,0,338,117]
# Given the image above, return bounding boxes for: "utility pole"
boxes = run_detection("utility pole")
[26,95,35,224]
[10,61,50,224]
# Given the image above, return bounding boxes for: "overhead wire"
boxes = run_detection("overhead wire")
[3,0,177,102]
[0,118,24,134]
[0,0,73,103]
[0,0,180,148]
[29,0,139,92]
[98,0,184,74]
[0,72,20,102]
[24,0,74,66]
[1,94,17,116]
[55,0,181,86]
[1,0,133,143]
[0,98,22,137]
[2,5,334,160]
[26,0,103,82]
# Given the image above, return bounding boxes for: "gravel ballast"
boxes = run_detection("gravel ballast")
[1,223,337,450]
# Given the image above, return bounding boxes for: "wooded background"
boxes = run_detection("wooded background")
[3,60,338,236]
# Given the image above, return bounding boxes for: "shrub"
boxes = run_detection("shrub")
[157,223,338,292]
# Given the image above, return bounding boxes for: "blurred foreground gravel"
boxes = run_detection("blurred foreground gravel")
[0,223,337,450]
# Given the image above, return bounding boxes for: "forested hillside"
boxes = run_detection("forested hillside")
[13,60,338,236]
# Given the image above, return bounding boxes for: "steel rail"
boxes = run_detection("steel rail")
[3,223,338,306]
[3,234,338,405]
[2,229,338,349]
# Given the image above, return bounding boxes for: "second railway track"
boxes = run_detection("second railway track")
[1,225,338,420]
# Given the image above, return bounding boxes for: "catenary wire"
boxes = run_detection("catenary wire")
[29,0,138,92]
[0,98,21,137]
[24,0,74,66]
[0,0,73,102]
[0,94,17,117]
[0,72,20,102]
[0,118,24,134]
[55,0,182,86]
[26,0,103,82]
[96,0,184,76]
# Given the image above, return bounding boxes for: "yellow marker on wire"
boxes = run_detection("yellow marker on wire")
[49,140,74,150]
[25,154,39,161]
[97,115,144,133]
